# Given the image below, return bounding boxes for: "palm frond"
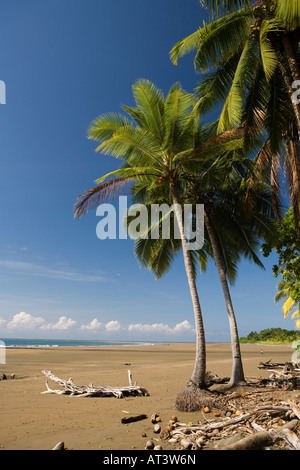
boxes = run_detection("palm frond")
[97,126,166,169]
[74,177,131,219]
[276,0,300,29]
[194,9,252,72]
[163,84,195,158]
[129,80,165,144]
[259,19,279,82]
[170,29,201,66]
[199,0,251,15]
[87,113,130,142]
[195,54,240,115]
[217,39,257,131]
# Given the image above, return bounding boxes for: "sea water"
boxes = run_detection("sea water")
[1,338,156,348]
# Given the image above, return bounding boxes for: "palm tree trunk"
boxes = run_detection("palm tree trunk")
[203,209,246,387]
[169,181,206,389]
[277,60,300,137]
[278,37,300,136]
[282,33,300,83]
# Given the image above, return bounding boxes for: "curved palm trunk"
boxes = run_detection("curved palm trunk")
[204,210,246,387]
[169,181,206,389]
[277,41,300,136]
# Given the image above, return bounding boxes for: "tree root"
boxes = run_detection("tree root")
[175,381,221,412]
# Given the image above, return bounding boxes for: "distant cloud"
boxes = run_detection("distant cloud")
[1,311,194,339]
[41,315,77,330]
[128,320,194,336]
[80,318,102,331]
[0,260,106,282]
[7,311,45,330]
[105,320,121,332]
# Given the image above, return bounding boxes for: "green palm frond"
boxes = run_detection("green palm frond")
[128,79,165,144]
[259,19,279,82]
[97,125,166,169]
[195,54,240,115]
[170,29,201,66]
[217,38,257,131]
[194,9,252,72]
[88,113,131,142]
[276,0,300,29]
[163,83,196,158]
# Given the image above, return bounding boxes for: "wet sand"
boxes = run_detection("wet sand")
[0,342,293,450]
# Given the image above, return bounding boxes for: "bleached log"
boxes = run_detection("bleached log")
[41,370,150,398]
[171,412,251,436]
[269,428,300,450]
[222,419,298,451]
[288,400,300,420]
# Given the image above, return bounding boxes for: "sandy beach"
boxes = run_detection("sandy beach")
[0,342,294,450]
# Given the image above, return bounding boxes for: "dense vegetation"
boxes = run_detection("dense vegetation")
[240,328,300,344]
[262,208,300,328]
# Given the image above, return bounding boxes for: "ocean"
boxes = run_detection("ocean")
[0,338,156,348]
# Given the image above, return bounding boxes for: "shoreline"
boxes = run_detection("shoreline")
[0,342,294,450]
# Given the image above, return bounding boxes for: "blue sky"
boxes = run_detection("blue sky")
[0,0,294,342]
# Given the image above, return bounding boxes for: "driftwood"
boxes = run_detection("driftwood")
[269,427,300,450]
[52,441,65,451]
[41,370,150,398]
[256,361,300,389]
[121,414,147,424]
[163,396,300,451]
[224,420,298,451]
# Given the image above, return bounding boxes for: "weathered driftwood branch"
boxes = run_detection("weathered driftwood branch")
[269,427,300,450]
[222,419,298,451]
[41,370,150,398]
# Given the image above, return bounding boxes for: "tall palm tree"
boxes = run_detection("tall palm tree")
[170,0,300,219]
[130,146,276,391]
[74,79,246,407]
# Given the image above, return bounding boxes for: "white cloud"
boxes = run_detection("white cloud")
[128,320,194,336]
[41,315,77,330]
[80,318,102,331]
[105,320,121,332]
[173,320,194,334]
[6,311,45,330]
[0,260,106,283]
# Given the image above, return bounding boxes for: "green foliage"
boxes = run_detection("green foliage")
[262,208,300,328]
[240,327,300,344]
[262,208,300,301]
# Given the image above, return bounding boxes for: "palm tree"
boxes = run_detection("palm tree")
[74,79,246,408]
[170,0,300,219]
[130,146,276,391]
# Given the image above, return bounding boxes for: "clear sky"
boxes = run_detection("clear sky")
[0,0,294,343]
